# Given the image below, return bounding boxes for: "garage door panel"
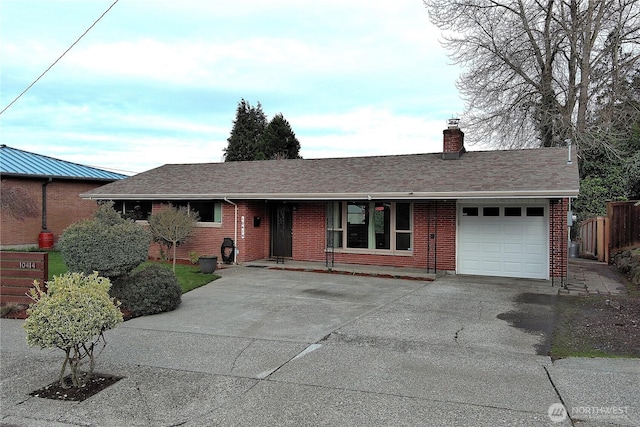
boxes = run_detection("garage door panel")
[458,205,548,279]
[458,259,480,272]
[503,243,522,254]
[463,242,481,251]
[503,262,524,274]
[482,242,501,254]
[481,261,501,275]
[503,224,524,236]
[483,224,502,235]
[525,243,545,255]
[524,262,546,274]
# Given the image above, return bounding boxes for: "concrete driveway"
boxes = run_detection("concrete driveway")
[1,267,637,426]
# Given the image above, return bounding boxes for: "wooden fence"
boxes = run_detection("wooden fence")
[579,200,640,262]
[579,216,608,262]
[607,200,640,252]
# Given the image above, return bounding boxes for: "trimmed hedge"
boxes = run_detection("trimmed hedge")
[57,202,151,278]
[110,264,182,317]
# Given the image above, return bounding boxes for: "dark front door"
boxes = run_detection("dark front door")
[270,203,292,258]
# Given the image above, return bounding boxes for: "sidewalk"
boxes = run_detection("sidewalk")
[562,258,628,296]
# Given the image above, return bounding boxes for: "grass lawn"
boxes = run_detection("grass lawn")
[46,251,217,293]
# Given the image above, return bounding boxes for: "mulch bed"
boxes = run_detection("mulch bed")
[555,294,640,358]
[573,296,640,355]
[30,374,123,402]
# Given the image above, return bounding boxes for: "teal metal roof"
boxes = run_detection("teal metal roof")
[0,145,127,181]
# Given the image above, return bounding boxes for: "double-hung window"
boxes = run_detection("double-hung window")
[327,201,412,252]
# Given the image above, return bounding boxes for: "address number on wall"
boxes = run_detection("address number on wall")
[19,262,37,269]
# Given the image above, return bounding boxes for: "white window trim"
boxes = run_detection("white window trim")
[327,201,413,255]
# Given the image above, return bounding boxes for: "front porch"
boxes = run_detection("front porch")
[241,258,439,281]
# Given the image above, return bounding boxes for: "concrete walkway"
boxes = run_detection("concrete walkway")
[563,258,628,296]
[1,268,637,426]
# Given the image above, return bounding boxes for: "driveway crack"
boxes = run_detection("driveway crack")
[230,340,254,373]
[543,365,575,426]
[454,326,464,344]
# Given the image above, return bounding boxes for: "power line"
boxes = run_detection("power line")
[0,0,120,116]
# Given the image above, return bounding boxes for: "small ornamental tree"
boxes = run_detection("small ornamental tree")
[24,272,123,388]
[147,204,199,272]
[57,202,152,278]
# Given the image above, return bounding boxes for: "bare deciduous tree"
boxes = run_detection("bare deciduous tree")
[0,183,39,219]
[148,204,199,273]
[424,0,640,151]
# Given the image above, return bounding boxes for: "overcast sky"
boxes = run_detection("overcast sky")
[0,0,469,175]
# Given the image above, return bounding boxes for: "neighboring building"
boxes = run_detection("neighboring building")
[81,123,580,282]
[0,145,127,249]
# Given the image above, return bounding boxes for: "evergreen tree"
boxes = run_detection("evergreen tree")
[262,113,302,159]
[224,99,268,162]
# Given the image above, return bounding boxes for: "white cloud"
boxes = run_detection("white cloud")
[0,0,469,173]
[293,108,449,158]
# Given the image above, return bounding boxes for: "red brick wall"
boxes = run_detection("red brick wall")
[550,198,569,280]
[239,202,270,262]
[289,201,457,272]
[145,198,568,279]
[292,203,326,261]
[422,200,456,272]
[443,128,464,153]
[0,177,107,248]
[148,201,270,263]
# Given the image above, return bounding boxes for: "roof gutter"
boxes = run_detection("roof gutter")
[223,197,238,265]
[82,189,580,201]
[2,172,123,182]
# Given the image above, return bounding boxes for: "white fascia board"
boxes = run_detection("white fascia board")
[81,189,579,201]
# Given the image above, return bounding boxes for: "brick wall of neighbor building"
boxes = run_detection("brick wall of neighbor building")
[0,177,106,248]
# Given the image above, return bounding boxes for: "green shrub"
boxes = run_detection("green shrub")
[57,202,152,278]
[110,264,181,317]
[24,272,123,388]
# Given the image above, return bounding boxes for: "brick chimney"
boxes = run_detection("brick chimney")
[442,118,465,160]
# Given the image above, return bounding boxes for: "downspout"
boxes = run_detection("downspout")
[427,203,431,273]
[434,200,438,275]
[41,178,52,230]
[224,197,238,264]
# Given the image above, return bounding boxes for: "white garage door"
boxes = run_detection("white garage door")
[457,205,548,279]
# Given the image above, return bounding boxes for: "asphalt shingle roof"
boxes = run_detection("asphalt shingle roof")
[0,145,127,181]
[81,147,579,200]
